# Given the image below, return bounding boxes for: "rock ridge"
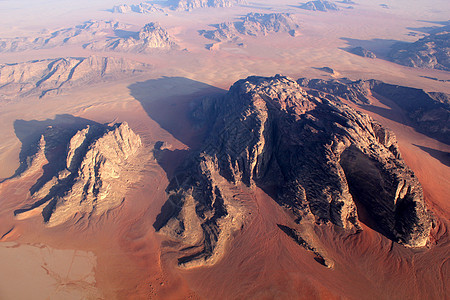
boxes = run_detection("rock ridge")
[13,122,142,227]
[154,75,431,267]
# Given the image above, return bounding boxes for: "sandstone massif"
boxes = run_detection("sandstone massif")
[349,46,376,58]
[12,122,142,227]
[86,22,177,53]
[0,56,149,99]
[299,0,340,12]
[200,12,300,44]
[154,75,432,268]
[298,78,450,145]
[388,24,450,71]
[111,3,164,14]
[172,0,246,11]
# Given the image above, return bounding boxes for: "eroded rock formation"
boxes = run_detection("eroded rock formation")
[112,3,163,13]
[172,0,246,11]
[86,22,177,52]
[200,13,300,43]
[350,46,376,58]
[0,56,149,100]
[14,122,142,227]
[0,20,126,53]
[298,78,450,145]
[299,0,340,11]
[154,75,431,267]
[388,24,450,71]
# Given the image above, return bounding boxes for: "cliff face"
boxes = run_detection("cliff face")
[388,25,450,71]
[298,78,450,145]
[155,75,431,267]
[14,122,142,227]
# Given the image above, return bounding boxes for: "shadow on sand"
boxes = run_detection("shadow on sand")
[127,76,226,178]
[413,144,450,167]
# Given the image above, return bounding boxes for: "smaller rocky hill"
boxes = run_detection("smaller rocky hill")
[299,0,340,11]
[172,0,246,11]
[388,25,450,71]
[200,13,300,44]
[112,3,163,13]
[13,122,142,227]
[0,56,149,100]
[0,20,126,53]
[86,22,177,53]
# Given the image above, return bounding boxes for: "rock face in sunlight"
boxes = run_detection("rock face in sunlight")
[200,13,300,43]
[86,22,177,52]
[0,56,149,100]
[298,78,450,145]
[173,0,246,11]
[0,20,127,52]
[154,75,431,267]
[388,25,450,71]
[13,122,142,227]
[299,0,340,11]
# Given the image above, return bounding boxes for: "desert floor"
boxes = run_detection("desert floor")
[0,0,449,299]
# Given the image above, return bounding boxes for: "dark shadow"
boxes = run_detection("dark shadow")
[340,37,404,58]
[413,144,450,167]
[7,115,101,193]
[114,29,139,39]
[10,115,99,181]
[128,76,226,149]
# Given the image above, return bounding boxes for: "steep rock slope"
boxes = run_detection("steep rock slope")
[154,75,431,267]
[13,122,142,227]
[388,25,450,71]
[200,13,300,43]
[86,22,177,52]
[0,56,149,100]
[298,78,450,145]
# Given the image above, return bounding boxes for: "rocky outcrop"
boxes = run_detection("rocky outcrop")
[154,75,431,267]
[14,122,142,227]
[350,46,376,58]
[299,0,340,11]
[388,25,449,71]
[0,20,126,52]
[112,3,163,13]
[172,0,246,11]
[86,22,177,53]
[200,13,300,43]
[0,56,149,100]
[297,78,450,145]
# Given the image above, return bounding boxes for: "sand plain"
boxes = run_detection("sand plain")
[0,0,449,299]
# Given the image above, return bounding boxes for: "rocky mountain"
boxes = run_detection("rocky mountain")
[172,0,246,11]
[299,0,340,11]
[0,20,126,53]
[298,78,450,145]
[13,122,142,227]
[388,25,450,71]
[200,13,300,43]
[85,22,177,53]
[112,3,164,13]
[350,46,376,58]
[0,56,149,100]
[154,75,431,268]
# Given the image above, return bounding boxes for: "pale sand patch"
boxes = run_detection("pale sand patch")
[0,242,101,300]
